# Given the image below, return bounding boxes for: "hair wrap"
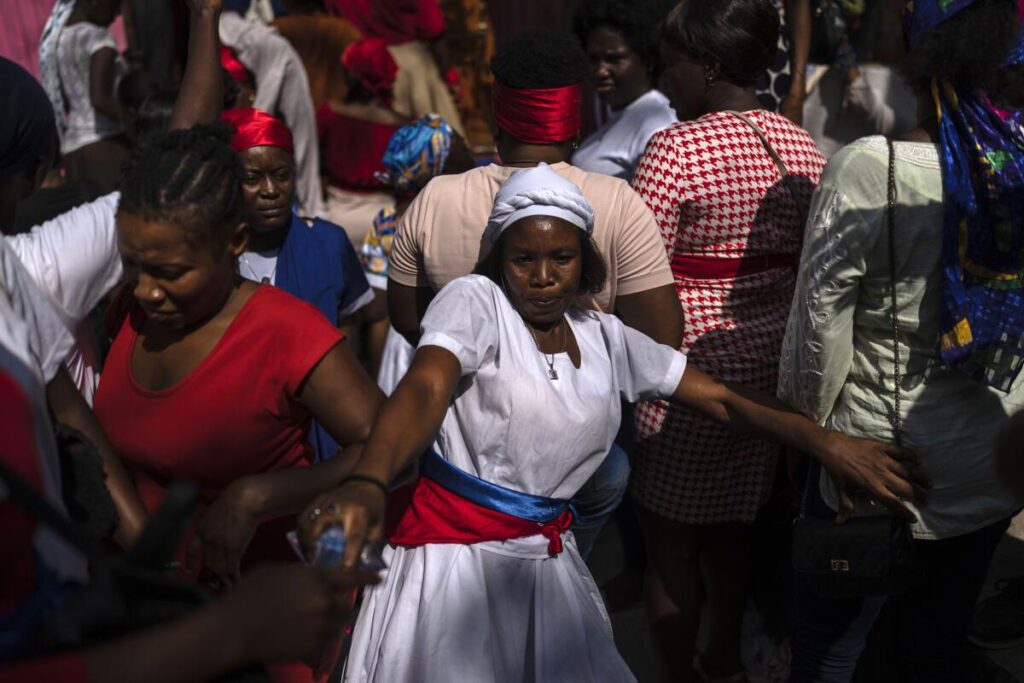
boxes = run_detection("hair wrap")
[221,108,295,154]
[220,45,253,85]
[342,38,398,105]
[485,163,594,247]
[375,114,454,194]
[492,81,582,145]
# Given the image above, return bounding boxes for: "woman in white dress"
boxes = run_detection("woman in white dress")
[298,164,927,682]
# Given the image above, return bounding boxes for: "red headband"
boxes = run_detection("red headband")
[492,81,582,145]
[220,45,252,85]
[342,38,398,105]
[221,108,294,154]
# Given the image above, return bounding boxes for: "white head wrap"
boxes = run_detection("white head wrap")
[485,163,595,244]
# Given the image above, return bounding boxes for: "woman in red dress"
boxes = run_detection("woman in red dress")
[93,125,385,682]
[628,0,827,679]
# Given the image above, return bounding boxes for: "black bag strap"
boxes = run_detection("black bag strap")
[886,138,903,446]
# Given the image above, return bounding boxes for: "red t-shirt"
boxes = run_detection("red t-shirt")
[327,0,444,44]
[317,103,403,193]
[94,285,343,566]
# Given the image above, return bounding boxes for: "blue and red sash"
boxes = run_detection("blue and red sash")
[387,451,575,556]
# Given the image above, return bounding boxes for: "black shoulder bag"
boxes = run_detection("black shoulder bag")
[790,139,918,598]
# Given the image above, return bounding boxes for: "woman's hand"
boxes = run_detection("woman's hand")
[188,478,265,584]
[815,432,931,523]
[297,481,388,569]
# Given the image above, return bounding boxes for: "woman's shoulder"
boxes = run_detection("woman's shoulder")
[820,136,941,202]
[244,284,338,331]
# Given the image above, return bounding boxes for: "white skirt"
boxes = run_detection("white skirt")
[342,533,637,682]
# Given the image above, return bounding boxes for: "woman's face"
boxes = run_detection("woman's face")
[240,146,295,235]
[659,43,706,121]
[500,216,583,328]
[117,213,246,330]
[587,26,651,110]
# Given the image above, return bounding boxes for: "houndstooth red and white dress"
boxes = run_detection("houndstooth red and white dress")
[629,110,826,524]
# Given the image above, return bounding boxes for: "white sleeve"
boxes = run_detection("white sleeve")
[602,314,687,402]
[84,25,117,55]
[0,242,74,383]
[418,276,501,376]
[5,193,122,324]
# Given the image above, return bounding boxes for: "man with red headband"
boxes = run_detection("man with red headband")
[222,107,374,463]
[386,29,684,560]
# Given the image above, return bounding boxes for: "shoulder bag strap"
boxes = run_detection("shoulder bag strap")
[886,138,902,446]
[725,110,791,177]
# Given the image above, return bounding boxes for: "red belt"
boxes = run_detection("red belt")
[673,253,798,280]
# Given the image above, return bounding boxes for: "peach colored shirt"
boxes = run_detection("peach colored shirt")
[388,162,673,313]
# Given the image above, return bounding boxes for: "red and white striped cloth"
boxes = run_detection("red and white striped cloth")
[629,110,826,524]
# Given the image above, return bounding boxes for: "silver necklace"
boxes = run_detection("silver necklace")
[528,319,566,381]
[239,253,277,284]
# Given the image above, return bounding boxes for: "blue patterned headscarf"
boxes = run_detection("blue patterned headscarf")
[375,114,454,194]
[905,0,1024,390]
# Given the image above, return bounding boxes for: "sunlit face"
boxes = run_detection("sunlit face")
[499,215,583,327]
[239,146,296,234]
[587,26,651,109]
[117,213,246,330]
[659,42,706,121]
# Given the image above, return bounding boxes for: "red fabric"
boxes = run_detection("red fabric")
[341,38,398,104]
[328,0,444,44]
[220,45,252,85]
[317,103,402,192]
[93,286,344,569]
[0,373,42,616]
[222,108,295,154]
[387,477,574,556]
[492,81,583,145]
[672,253,799,280]
[0,653,88,682]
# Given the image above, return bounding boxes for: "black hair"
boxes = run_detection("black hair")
[572,0,676,76]
[132,89,177,144]
[489,28,590,88]
[221,68,242,110]
[903,0,1024,105]
[661,0,779,88]
[343,74,375,105]
[118,125,244,251]
[474,220,609,296]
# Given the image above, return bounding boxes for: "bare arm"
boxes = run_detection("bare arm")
[670,365,929,520]
[387,280,436,346]
[781,0,812,125]
[87,48,123,122]
[168,0,224,130]
[46,367,147,548]
[193,341,385,580]
[615,284,684,348]
[298,346,461,567]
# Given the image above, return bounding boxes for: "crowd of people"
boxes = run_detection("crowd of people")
[1,0,1023,681]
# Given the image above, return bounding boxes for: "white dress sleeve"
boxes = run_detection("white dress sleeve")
[600,313,687,402]
[5,192,122,325]
[418,276,502,376]
[0,241,74,383]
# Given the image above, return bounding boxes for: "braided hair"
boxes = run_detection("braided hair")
[118,125,244,252]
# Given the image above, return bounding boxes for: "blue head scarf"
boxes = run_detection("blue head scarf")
[906,0,1024,390]
[375,114,454,194]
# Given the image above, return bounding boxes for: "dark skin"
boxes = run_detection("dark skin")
[302,216,929,568]
[387,127,686,349]
[239,145,295,252]
[587,25,653,111]
[116,213,384,584]
[67,0,125,122]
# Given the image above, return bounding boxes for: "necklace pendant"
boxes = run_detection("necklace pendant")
[548,367,559,381]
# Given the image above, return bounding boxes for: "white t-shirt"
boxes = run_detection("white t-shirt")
[57,22,125,154]
[420,275,686,501]
[6,192,122,403]
[572,89,677,181]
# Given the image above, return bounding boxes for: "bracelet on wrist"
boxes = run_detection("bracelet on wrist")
[339,473,390,499]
